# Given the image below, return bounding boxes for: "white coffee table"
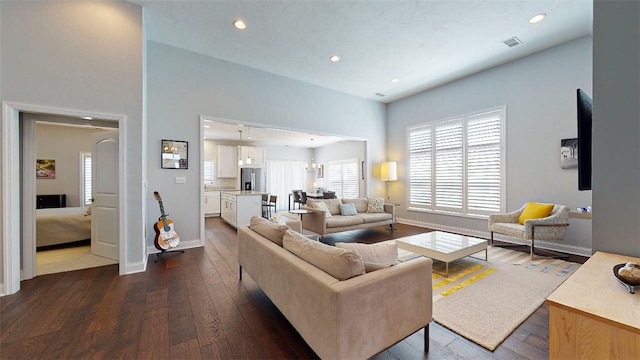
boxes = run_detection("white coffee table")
[396,231,487,276]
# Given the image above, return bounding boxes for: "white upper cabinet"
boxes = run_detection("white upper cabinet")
[217,145,238,178]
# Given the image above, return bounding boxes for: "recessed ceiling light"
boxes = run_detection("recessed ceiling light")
[247,136,253,140]
[329,55,340,62]
[391,78,399,83]
[81,116,92,120]
[204,125,210,128]
[529,13,546,24]
[233,19,246,30]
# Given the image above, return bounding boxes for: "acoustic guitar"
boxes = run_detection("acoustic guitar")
[153,191,180,251]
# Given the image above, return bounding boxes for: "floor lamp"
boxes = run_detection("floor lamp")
[380,162,397,202]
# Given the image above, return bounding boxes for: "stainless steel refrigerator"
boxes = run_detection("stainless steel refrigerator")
[240,168,265,192]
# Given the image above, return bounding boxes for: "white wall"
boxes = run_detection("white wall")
[34,122,104,207]
[0,1,145,274]
[146,41,386,245]
[592,1,640,257]
[387,36,593,254]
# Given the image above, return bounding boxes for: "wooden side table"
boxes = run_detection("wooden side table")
[546,251,640,359]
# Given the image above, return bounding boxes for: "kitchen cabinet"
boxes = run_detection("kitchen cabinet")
[204,191,220,216]
[239,146,265,167]
[218,145,238,178]
[220,191,262,228]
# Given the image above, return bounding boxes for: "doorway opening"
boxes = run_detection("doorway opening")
[2,102,126,296]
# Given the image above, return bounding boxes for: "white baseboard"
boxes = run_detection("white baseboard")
[124,259,147,274]
[397,217,592,257]
[146,238,204,256]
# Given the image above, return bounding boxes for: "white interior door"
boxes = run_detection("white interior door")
[91,130,119,260]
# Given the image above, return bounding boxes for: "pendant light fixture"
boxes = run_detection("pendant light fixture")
[245,127,254,165]
[237,130,244,166]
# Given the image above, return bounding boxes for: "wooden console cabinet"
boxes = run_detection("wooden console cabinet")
[546,251,640,359]
[36,194,66,209]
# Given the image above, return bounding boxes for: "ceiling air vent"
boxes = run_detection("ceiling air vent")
[375,93,386,97]
[502,36,522,48]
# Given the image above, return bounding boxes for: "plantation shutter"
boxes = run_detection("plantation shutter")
[466,112,502,214]
[341,160,359,198]
[203,160,214,184]
[328,162,343,198]
[409,127,432,206]
[82,153,92,206]
[435,122,463,210]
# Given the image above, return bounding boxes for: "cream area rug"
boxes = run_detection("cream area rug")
[37,245,118,276]
[398,245,580,351]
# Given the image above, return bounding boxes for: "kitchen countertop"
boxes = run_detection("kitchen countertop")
[221,190,266,196]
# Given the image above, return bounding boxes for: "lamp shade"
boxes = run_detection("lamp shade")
[380,162,397,181]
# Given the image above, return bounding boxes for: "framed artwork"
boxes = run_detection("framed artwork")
[317,164,324,178]
[161,139,188,169]
[560,138,578,169]
[36,159,56,179]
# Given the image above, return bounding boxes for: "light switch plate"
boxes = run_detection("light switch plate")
[175,176,186,184]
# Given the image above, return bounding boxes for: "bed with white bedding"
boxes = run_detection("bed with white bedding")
[36,207,91,247]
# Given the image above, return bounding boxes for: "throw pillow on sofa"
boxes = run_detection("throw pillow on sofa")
[250,216,289,246]
[366,197,385,213]
[335,242,398,272]
[307,200,333,218]
[283,230,365,280]
[338,203,358,216]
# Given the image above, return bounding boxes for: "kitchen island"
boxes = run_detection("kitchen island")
[220,191,264,228]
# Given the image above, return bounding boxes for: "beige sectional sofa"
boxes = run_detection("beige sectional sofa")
[238,220,432,360]
[301,198,395,237]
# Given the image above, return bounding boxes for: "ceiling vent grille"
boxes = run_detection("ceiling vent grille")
[375,93,386,97]
[502,36,522,48]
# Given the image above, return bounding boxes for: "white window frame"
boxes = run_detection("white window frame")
[203,158,215,184]
[407,106,506,218]
[79,151,92,207]
[327,158,359,199]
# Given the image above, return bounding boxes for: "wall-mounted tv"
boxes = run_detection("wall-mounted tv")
[577,89,592,191]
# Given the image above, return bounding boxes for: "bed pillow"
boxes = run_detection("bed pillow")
[366,197,385,213]
[283,230,364,280]
[335,242,398,272]
[339,203,358,216]
[250,216,289,246]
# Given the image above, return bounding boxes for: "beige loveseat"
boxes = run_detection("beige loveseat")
[301,198,395,238]
[238,222,432,359]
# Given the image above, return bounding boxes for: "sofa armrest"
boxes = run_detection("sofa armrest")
[331,257,433,359]
[383,203,395,216]
[300,206,327,235]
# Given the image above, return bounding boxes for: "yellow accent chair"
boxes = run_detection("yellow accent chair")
[488,202,570,259]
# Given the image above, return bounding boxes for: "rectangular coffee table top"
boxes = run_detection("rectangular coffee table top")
[395,231,487,263]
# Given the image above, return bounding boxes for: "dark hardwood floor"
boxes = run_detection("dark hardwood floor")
[1,217,587,359]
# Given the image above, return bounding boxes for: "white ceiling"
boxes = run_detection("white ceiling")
[136,0,592,103]
[135,0,592,146]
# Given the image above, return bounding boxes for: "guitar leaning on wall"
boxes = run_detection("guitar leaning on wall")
[153,191,181,251]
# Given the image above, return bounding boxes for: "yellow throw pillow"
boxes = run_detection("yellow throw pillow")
[518,202,554,224]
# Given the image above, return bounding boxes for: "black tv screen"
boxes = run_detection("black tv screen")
[577,89,592,191]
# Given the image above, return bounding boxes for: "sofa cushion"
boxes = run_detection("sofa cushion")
[357,212,393,223]
[335,242,398,272]
[250,216,289,246]
[342,198,368,213]
[490,222,525,238]
[339,203,358,216]
[367,197,385,213]
[283,230,365,280]
[323,198,343,215]
[326,215,364,228]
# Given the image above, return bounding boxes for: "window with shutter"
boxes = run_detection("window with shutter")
[328,159,359,199]
[203,160,215,184]
[80,152,92,206]
[408,107,505,216]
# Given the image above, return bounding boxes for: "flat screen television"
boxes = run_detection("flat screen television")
[577,89,592,191]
